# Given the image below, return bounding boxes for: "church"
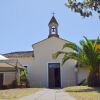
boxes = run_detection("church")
[3,16,89,88]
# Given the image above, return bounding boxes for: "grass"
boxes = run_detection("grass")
[64,86,100,100]
[0,88,41,100]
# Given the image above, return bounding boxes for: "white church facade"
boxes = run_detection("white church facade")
[3,16,89,88]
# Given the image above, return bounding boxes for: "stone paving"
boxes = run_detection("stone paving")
[19,89,76,100]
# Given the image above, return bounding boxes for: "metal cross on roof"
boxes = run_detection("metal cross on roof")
[52,12,55,16]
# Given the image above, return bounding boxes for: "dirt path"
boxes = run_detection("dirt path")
[19,89,75,100]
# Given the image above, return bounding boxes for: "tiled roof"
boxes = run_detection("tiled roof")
[3,51,34,58]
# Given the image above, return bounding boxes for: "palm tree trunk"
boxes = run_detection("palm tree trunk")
[88,67,100,87]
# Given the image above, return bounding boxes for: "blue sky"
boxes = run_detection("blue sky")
[0,0,100,54]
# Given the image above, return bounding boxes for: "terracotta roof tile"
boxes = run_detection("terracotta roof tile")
[3,51,34,58]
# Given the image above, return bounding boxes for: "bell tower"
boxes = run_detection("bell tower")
[48,15,59,38]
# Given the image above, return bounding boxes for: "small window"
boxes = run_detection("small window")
[24,66,27,68]
[48,63,60,69]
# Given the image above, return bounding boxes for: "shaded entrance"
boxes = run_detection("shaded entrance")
[48,63,61,88]
[0,73,3,89]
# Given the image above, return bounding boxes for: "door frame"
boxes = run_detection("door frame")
[47,63,61,88]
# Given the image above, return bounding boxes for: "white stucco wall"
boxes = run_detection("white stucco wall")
[78,68,89,84]
[0,72,15,85]
[7,37,89,88]
[31,37,77,88]
[10,57,34,86]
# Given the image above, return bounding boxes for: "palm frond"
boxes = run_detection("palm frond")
[54,36,100,70]
[62,42,81,52]
[62,54,70,65]
[53,51,67,59]
[62,52,78,65]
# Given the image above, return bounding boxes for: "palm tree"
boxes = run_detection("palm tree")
[53,36,100,86]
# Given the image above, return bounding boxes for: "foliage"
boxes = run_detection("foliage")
[20,69,27,83]
[53,36,100,86]
[66,0,100,19]
[20,68,30,87]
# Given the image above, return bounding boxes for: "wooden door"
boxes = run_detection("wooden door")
[0,73,3,89]
[48,63,61,88]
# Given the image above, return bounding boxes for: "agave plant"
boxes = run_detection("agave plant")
[53,36,100,86]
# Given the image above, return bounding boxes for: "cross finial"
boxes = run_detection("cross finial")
[52,12,55,16]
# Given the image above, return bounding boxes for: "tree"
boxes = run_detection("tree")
[66,0,100,19]
[53,36,100,86]
[20,69,27,83]
[20,68,30,87]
